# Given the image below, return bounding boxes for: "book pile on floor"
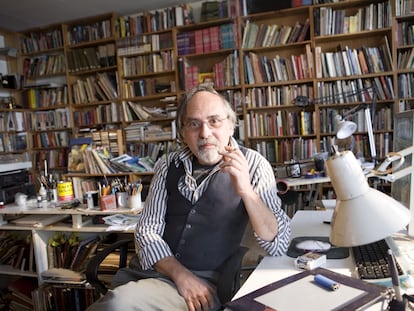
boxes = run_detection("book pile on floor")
[7,277,38,311]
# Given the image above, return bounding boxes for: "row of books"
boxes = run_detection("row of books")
[123,101,176,122]
[246,84,313,108]
[180,52,241,91]
[126,141,179,162]
[396,0,414,16]
[67,19,112,45]
[34,149,68,170]
[316,78,394,105]
[117,32,173,56]
[200,0,247,21]
[320,132,392,160]
[246,110,315,138]
[176,22,238,56]
[122,79,175,98]
[81,147,119,174]
[0,111,29,132]
[66,44,116,73]
[200,0,231,21]
[398,48,414,70]
[46,233,99,272]
[314,1,392,36]
[220,89,243,114]
[24,85,68,108]
[213,50,241,88]
[33,284,98,311]
[121,50,175,76]
[251,137,317,164]
[315,38,393,79]
[244,45,313,84]
[31,131,69,149]
[73,103,122,127]
[116,3,194,37]
[0,132,28,152]
[319,106,393,134]
[71,72,118,104]
[0,232,34,272]
[398,73,414,99]
[397,21,414,46]
[7,277,38,311]
[23,54,66,79]
[124,121,176,143]
[87,129,123,156]
[19,28,64,54]
[32,108,71,131]
[242,18,310,49]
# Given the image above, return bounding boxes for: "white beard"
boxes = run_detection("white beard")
[197,147,221,165]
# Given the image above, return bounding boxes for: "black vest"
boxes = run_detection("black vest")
[163,155,249,271]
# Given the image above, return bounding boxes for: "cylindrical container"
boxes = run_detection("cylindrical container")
[128,193,142,210]
[57,181,74,201]
[116,192,129,209]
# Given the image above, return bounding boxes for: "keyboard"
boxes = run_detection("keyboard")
[352,237,408,286]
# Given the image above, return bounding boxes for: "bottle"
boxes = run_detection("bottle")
[39,184,47,202]
[50,175,58,202]
[87,192,94,209]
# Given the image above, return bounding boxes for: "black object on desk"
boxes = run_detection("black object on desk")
[287,236,349,259]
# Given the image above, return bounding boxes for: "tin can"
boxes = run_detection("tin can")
[57,181,74,201]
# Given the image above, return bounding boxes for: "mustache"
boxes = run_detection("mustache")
[197,139,218,148]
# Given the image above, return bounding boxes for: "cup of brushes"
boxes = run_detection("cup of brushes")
[128,183,143,211]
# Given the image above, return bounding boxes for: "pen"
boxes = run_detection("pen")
[387,249,403,302]
[314,274,339,291]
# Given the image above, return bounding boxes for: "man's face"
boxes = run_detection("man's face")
[181,91,234,165]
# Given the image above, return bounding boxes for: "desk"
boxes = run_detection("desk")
[232,210,414,310]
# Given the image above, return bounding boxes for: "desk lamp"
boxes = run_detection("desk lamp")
[335,96,377,163]
[325,149,411,247]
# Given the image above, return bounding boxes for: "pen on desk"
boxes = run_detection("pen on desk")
[387,249,403,302]
[314,274,339,291]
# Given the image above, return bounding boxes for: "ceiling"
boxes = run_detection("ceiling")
[0,0,201,32]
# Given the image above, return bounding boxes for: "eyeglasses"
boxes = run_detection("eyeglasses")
[184,116,228,130]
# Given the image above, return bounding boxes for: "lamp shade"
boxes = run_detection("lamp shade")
[326,151,411,247]
[336,118,357,139]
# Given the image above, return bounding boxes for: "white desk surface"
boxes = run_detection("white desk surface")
[282,176,331,187]
[233,210,414,309]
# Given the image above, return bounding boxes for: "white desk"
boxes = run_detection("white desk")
[283,176,330,187]
[233,210,414,310]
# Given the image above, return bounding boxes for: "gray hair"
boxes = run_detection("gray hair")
[176,85,237,140]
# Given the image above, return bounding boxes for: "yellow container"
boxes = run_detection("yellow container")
[57,181,74,201]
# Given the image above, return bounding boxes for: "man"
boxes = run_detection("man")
[87,86,291,311]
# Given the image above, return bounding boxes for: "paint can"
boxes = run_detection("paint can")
[57,181,74,201]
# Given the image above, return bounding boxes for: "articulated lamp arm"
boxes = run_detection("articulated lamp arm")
[369,145,414,182]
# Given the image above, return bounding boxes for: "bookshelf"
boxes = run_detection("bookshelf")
[240,6,315,163]
[19,24,71,179]
[6,0,409,186]
[0,29,29,161]
[62,13,122,133]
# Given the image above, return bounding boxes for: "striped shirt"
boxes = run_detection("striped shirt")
[135,138,291,270]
